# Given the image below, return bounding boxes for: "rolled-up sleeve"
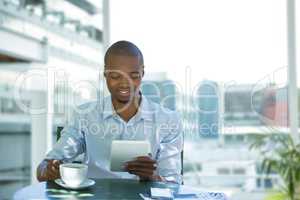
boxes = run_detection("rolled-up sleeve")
[157,113,183,184]
[45,111,86,162]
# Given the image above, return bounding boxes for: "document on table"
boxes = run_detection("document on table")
[151,188,173,199]
[139,187,228,200]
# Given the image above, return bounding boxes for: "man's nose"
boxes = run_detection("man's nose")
[119,75,130,86]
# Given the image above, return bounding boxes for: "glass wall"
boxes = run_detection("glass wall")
[0,66,31,200]
[0,0,298,199]
[297,0,300,115]
[0,0,103,199]
[111,0,290,199]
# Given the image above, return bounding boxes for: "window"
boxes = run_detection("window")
[233,168,246,175]
[111,0,290,199]
[218,168,230,175]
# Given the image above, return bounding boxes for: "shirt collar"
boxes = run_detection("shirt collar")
[102,94,153,122]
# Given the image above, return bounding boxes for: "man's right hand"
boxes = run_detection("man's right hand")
[37,159,61,182]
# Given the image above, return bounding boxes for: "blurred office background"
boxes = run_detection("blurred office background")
[0,0,300,199]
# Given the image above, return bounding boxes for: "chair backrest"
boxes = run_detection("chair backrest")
[56,126,64,141]
[181,150,184,175]
[181,150,184,184]
[181,133,184,184]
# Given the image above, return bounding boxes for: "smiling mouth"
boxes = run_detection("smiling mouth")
[118,89,130,95]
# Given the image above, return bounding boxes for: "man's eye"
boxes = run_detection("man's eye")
[109,73,121,79]
[130,73,141,79]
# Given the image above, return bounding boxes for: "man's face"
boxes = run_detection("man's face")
[104,54,144,104]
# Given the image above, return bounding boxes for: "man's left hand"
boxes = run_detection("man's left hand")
[123,156,164,181]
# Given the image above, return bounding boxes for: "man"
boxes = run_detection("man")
[37,41,183,183]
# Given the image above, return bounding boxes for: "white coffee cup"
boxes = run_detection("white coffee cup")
[59,163,88,187]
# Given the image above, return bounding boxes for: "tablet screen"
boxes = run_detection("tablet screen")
[110,140,151,172]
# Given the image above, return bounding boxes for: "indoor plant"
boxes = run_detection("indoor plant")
[251,133,300,200]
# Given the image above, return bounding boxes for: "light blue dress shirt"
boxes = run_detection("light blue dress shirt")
[46,95,183,183]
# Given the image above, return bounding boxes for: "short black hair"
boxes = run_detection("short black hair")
[104,40,144,66]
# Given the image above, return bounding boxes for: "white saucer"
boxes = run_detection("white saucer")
[54,179,95,189]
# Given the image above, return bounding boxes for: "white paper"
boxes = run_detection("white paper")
[151,187,173,198]
[139,193,153,200]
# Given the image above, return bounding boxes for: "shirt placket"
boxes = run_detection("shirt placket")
[121,123,127,139]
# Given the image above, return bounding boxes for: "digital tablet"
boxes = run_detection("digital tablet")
[110,140,151,172]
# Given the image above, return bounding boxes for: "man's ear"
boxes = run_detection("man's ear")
[142,69,145,77]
